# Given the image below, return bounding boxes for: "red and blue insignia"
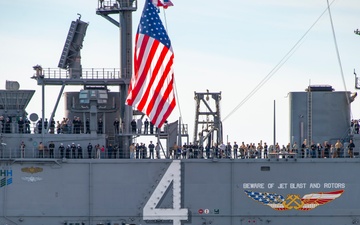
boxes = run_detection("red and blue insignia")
[244,190,344,210]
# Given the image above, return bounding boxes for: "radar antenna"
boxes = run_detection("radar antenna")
[58,17,88,78]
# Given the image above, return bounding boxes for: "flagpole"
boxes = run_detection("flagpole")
[162,9,168,32]
[178,117,182,148]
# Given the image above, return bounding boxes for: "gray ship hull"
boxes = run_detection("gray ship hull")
[0,158,356,225]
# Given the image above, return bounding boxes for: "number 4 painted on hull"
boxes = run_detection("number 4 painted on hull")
[143,160,188,225]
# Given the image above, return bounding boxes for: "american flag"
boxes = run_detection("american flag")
[126,0,176,128]
[154,0,174,8]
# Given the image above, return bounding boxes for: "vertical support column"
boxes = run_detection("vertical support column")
[90,100,98,134]
[119,11,134,158]
[41,81,45,138]
[214,93,222,144]
[193,93,200,144]
[96,0,137,158]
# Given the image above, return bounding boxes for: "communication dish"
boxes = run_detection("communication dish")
[29,113,39,122]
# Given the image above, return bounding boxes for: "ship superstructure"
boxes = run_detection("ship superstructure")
[0,1,359,225]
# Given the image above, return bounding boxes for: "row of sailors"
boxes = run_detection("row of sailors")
[168,142,274,159]
[33,142,118,159]
[169,143,262,159]
[15,140,355,159]
[0,116,104,134]
[170,141,355,159]
[2,116,161,135]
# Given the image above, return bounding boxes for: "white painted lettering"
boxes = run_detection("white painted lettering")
[243,183,265,189]
[290,183,306,189]
[323,183,345,189]
[310,183,321,188]
[278,183,288,189]
[243,182,345,190]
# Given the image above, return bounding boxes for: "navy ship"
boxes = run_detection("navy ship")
[0,0,360,225]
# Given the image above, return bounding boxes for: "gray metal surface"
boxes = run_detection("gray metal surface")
[289,90,351,145]
[0,159,356,225]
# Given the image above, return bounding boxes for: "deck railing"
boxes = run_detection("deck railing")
[39,68,122,80]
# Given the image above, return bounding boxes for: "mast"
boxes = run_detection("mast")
[96,0,137,156]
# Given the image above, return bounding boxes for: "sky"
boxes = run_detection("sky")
[1,0,360,146]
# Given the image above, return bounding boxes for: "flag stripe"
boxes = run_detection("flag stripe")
[152,73,175,127]
[127,35,155,106]
[151,65,175,124]
[133,37,159,108]
[126,34,148,106]
[146,49,173,115]
[138,40,170,111]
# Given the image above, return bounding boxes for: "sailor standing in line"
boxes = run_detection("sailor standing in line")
[86,118,90,134]
[113,118,120,134]
[129,143,135,159]
[71,143,76,158]
[135,143,140,159]
[107,144,113,159]
[131,119,137,133]
[144,119,149,134]
[148,141,155,159]
[38,142,44,158]
[66,145,71,158]
[334,140,343,158]
[5,117,11,133]
[58,143,65,158]
[25,117,31,133]
[77,144,83,158]
[96,144,101,159]
[263,142,268,159]
[150,121,154,134]
[87,143,93,159]
[348,139,355,158]
[233,142,238,159]
[49,141,55,158]
[137,118,143,134]
[219,142,226,159]
[18,117,24,133]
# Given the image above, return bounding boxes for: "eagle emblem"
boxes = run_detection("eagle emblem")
[21,167,43,174]
[244,190,344,210]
